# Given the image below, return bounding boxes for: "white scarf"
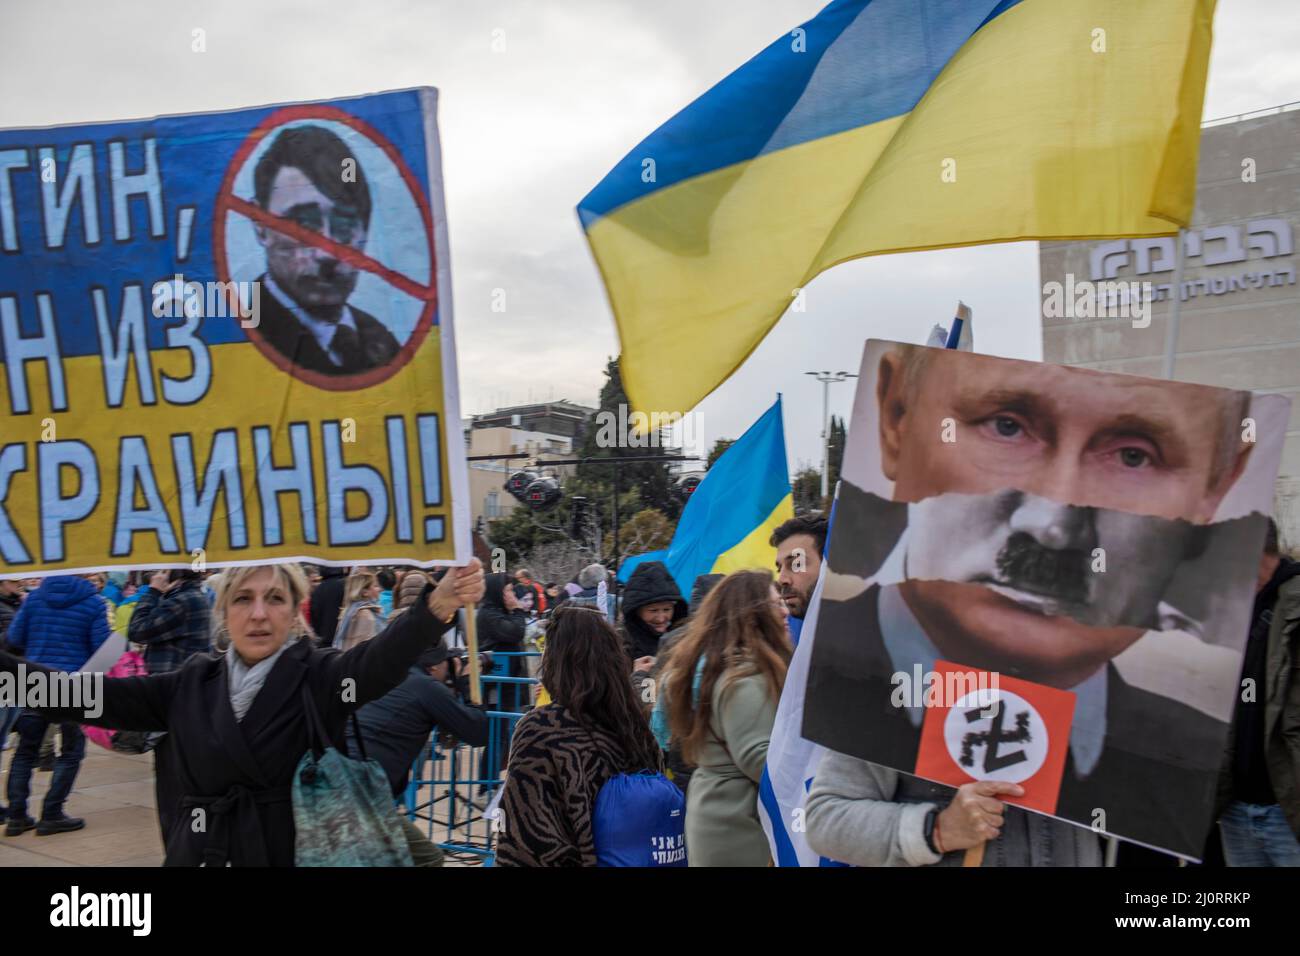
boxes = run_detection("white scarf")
[226,635,299,722]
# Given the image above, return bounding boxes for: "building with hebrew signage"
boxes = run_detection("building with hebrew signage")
[1040,105,1300,546]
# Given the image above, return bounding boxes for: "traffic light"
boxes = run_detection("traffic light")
[570,496,588,536]
[524,476,562,512]
[505,470,538,501]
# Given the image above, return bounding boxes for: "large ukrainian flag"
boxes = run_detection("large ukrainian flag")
[580,0,1217,416]
[647,398,792,596]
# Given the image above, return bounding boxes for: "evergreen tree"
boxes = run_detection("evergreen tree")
[577,357,683,520]
[791,466,823,514]
[488,358,685,570]
[826,415,847,496]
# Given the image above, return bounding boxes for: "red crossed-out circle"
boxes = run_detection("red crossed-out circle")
[213,104,438,392]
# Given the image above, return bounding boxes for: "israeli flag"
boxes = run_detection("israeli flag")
[926,302,975,351]
[759,306,976,864]
[759,563,839,866]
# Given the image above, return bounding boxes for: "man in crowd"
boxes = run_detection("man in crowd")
[514,568,547,614]
[4,574,111,836]
[771,513,828,643]
[568,564,609,616]
[128,570,213,676]
[1217,518,1300,865]
[0,578,22,646]
[310,565,349,647]
[347,640,488,866]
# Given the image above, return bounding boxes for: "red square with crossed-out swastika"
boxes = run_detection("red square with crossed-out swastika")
[914,660,1075,815]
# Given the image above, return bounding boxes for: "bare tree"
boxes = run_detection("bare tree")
[601,508,674,567]
[524,537,599,587]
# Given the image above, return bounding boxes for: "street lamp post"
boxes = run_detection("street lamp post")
[805,370,858,503]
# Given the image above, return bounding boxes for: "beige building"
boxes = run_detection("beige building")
[463,401,595,529]
[1040,104,1300,546]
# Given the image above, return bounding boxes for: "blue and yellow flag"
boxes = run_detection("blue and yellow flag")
[639,398,792,596]
[580,0,1216,416]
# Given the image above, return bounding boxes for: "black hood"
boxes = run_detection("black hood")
[483,573,511,611]
[319,566,349,580]
[619,561,686,661]
[622,561,687,626]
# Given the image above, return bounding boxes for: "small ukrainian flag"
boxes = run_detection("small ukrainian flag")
[643,398,792,596]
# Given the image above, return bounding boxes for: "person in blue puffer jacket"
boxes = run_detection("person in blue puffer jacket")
[4,575,111,837]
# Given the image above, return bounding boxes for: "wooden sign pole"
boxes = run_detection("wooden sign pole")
[463,602,482,705]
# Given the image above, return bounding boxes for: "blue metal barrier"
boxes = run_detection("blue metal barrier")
[403,651,540,866]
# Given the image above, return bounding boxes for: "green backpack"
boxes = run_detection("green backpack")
[292,684,413,867]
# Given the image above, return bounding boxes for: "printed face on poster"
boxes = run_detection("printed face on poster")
[802,340,1290,857]
[0,88,470,575]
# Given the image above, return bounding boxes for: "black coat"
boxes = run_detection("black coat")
[309,568,348,648]
[0,590,21,648]
[253,274,402,377]
[476,573,527,653]
[619,561,686,661]
[348,668,489,796]
[1,587,452,866]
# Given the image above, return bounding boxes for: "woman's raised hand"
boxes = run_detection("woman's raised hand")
[428,558,485,622]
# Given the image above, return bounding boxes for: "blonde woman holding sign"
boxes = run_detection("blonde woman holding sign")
[0,559,483,866]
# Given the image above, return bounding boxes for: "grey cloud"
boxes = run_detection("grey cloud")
[0,0,1289,476]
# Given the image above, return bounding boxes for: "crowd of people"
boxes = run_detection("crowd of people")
[0,509,1295,868]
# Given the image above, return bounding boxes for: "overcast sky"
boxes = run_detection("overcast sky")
[3,0,1297,473]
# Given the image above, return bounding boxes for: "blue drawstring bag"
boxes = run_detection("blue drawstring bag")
[592,770,687,867]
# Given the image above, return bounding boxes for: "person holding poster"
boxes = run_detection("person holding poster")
[797,341,1288,863]
[0,559,482,866]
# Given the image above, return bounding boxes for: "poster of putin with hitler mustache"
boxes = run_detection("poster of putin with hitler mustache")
[802,340,1290,858]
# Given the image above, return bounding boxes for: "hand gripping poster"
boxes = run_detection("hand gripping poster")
[795,340,1289,859]
[0,88,470,574]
